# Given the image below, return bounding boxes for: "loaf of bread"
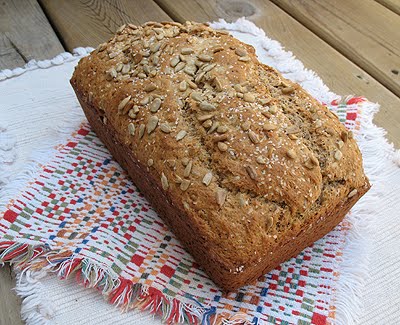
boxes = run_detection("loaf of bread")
[70,21,370,291]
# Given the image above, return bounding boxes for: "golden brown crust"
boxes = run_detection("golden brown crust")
[70,21,370,291]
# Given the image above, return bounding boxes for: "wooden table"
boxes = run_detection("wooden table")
[0,0,399,323]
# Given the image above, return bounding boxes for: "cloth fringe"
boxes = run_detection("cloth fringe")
[0,47,94,81]
[331,100,400,325]
[0,241,252,325]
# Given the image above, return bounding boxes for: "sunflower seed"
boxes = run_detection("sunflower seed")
[106,68,117,80]
[140,49,151,57]
[213,77,223,92]
[145,83,157,92]
[269,105,278,114]
[160,123,172,133]
[149,69,157,77]
[98,43,107,52]
[241,121,251,131]
[259,98,272,105]
[202,172,213,186]
[191,92,203,102]
[184,64,197,76]
[195,71,205,84]
[199,102,216,111]
[245,165,257,180]
[217,142,228,152]
[174,61,186,72]
[248,130,260,144]
[348,189,358,198]
[179,80,187,91]
[286,149,296,159]
[217,125,228,133]
[181,48,193,55]
[198,54,212,62]
[243,93,256,103]
[263,123,277,131]
[348,131,354,139]
[208,121,219,134]
[128,123,135,135]
[138,73,147,79]
[202,63,216,72]
[239,195,247,207]
[238,56,251,62]
[212,46,224,53]
[108,52,119,59]
[176,130,187,141]
[184,160,193,177]
[334,150,343,161]
[147,116,159,134]
[235,48,247,57]
[282,87,294,95]
[118,95,131,113]
[115,62,123,72]
[202,120,213,129]
[234,84,243,92]
[187,80,198,89]
[150,43,161,54]
[266,216,274,229]
[140,96,150,105]
[256,156,266,164]
[286,125,301,134]
[150,98,162,113]
[170,55,180,68]
[236,92,244,98]
[161,173,169,190]
[117,24,126,34]
[216,189,227,207]
[179,54,187,62]
[197,113,214,122]
[121,63,130,74]
[315,120,323,128]
[147,159,154,167]
[304,159,314,170]
[337,140,344,149]
[180,179,190,191]
[139,124,145,138]
[166,160,176,169]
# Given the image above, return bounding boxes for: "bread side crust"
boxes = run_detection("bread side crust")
[75,91,369,291]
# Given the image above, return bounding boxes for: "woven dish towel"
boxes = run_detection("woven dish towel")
[0,19,386,325]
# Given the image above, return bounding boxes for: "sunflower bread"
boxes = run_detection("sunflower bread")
[70,21,370,291]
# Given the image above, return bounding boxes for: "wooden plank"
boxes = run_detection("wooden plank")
[0,0,64,69]
[270,0,400,97]
[39,0,171,51]
[376,0,400,15]
[0,34,25,69]
[0,266,23,325]
[155,0,400,147]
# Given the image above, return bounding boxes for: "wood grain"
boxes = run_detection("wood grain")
[0,34,25,69]
[0,266,23,325]
[271,0,400,97]
[155,0,400,147]
[376,0,400,15]
[0,0,64,69]
[39,0,171,51]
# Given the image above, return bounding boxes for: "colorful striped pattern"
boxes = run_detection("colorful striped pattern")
[0,98,364,324]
